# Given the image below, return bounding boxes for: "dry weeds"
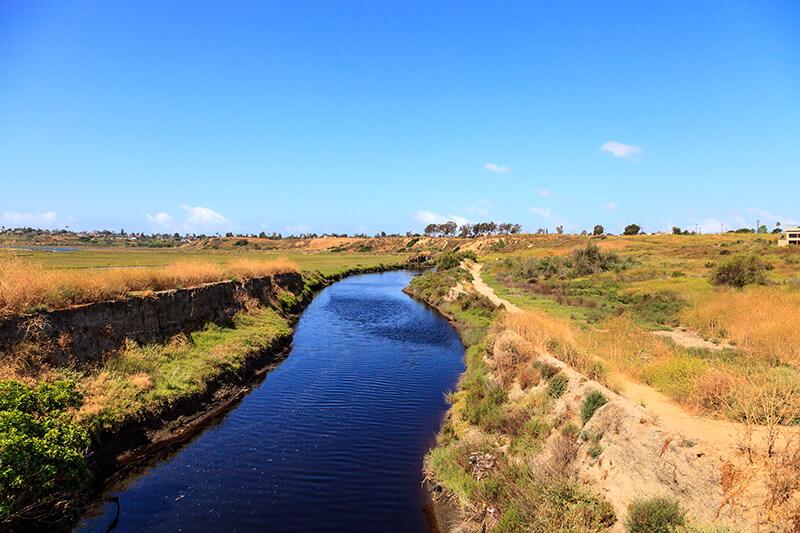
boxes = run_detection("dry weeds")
[0,254,298,317]
[682,286,800,364]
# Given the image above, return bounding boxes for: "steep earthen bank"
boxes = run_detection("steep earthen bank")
[2,262,416,531]
[406,268,770,533]
[0,272,306,366]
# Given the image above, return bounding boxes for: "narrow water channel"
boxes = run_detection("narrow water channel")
[77,270,465,532]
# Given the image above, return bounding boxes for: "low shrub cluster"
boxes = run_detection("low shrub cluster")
[711,254,772,287]
[501,243,635,281]
[625,496,686,532]
[580,390,608,424]
[436,250,479,270]
[0,380,89,526]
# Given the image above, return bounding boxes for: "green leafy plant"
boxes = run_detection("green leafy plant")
[547,373,569,399]
[711,254,772,287]
[580,390,608,424]
[625,496,686,533]
[0,380,90,524]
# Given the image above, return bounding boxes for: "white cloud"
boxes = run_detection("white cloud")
[533,188,552,198]
[1,211,75,229]
[146,212,174,226]
[484,163,511,174]
[464,206,490,217]
[530,206,552,218]
[603,202,618,210]
[690,218,728,234]
[146,205,235,234]
[476,198,495,208]
[601,141,642,159]
[413,210,445,224]
[285,224,312,234]
[413,210,470,227]
[745,208,799,227]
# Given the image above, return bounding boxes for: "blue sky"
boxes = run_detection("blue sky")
[1,1,798,235]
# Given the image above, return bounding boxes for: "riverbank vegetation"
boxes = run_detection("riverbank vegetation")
[1,252,395,529]
[479,237,800,427]
[411,233,800,530]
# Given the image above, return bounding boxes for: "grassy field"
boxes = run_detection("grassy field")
[478,234,800,425]
[4,247,401,275]
[416,238,800,531]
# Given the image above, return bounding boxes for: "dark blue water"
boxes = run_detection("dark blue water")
[77,270,464,532]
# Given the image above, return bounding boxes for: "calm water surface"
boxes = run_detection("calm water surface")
[77,270,465,532]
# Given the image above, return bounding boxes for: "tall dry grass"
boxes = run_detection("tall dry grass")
[681,286,800,364]
[502,308,800,422]
[0,254,298,317]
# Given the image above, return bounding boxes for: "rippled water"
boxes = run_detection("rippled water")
[77,270,465,532]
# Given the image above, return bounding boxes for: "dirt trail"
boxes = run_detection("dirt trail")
[465,262,522,313]
[465,261,757,451]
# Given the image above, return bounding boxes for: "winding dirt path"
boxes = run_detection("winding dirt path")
[465,262,522,313]
[464,261,775,450]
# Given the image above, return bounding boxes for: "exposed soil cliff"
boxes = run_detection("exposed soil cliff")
[0,272,305,367]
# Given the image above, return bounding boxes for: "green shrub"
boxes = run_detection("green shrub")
[233,239,249,246]
[626,496,686,533]
[711,254,772,287]
[533,360,559,381]
[0,380,90,524]
[436,250,478,270]
[547,374,569,399]
[580,390,608,424]
[588,443,603,458]
[278,291,298,312]
[561,423,579,439]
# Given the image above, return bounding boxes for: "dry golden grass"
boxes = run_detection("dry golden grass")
[501,308,800,422]
[682,286,800,364]
[0,254,298,317]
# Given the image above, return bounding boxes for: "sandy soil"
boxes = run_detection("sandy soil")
[653,327,732,351]
[464,262,522,313]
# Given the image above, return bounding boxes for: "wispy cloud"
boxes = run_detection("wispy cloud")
[745,208,799,227]
[602,202,618,210]
[530,206,552,218]
[476,198,495,208]
[464,206,490,217]
[413,210,445,225]
[600,141,642,159]
[533,188,552,197]
[146,205,235,234]
[1,211,75,229]
[285,224,312,234]
[413,210,469,226]
[484,162,511,174]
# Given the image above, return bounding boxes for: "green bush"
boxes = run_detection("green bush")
[626,496,686,533]
[588,442,603,458]
[711,254,772,287]
[580,390,608,424]
[278,291,298,312]
[547,374,569,399]
[436,250,479,270]
[0,380,90,524]
[533,360,559,381]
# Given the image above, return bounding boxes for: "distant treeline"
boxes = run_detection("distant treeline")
[424,221,522,237]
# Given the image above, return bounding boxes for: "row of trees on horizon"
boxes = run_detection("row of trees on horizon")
[0,221,786,242]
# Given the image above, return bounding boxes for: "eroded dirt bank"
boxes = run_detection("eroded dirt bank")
[404,265,783,533]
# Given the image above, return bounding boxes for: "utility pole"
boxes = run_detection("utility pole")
[757,219,760,234]
[721,222,724,234]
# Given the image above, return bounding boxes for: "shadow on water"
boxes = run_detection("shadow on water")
[77,270,465,533]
